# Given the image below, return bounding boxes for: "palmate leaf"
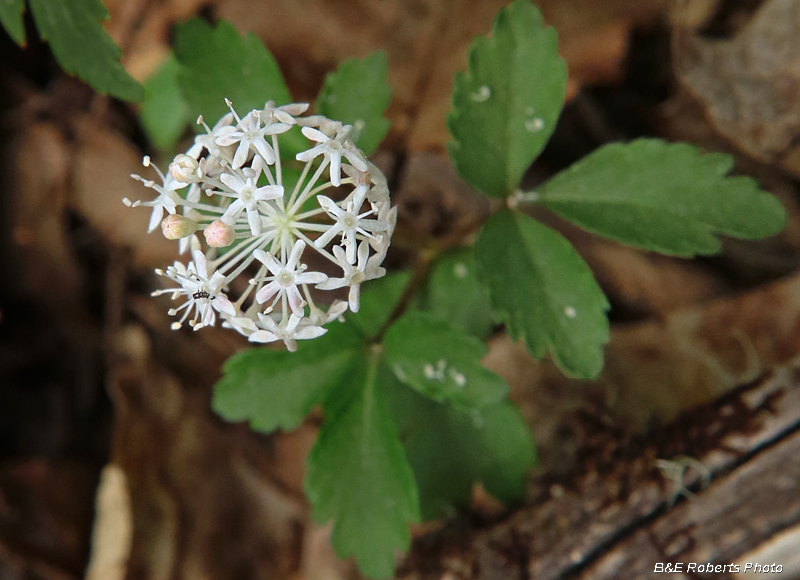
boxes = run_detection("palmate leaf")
[174,18,292,127]
[316,52,392,155]
[26,0,143,101]
[383,312,507,412]
[305,349,420,579]
[212,323,363,432]
[539,139,787,256]
[447,0,566,198]
[476,209,609,379]
[385,369,535,521]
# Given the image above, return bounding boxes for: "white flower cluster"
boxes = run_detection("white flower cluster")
[125,99,395,351]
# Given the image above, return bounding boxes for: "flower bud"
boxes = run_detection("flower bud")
[169,154,202,183]
[161,214,198,239]
[204,220,236,247]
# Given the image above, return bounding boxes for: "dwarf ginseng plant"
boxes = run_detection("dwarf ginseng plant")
[124,2,785,577]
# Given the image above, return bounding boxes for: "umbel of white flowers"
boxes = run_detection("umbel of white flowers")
[124,99,396,351]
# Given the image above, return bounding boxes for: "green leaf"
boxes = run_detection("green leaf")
[28,0,143,101]
[447,0,566,198]
[348,269,412,339]
[213,323,363,432]
[305,349,420,579]
[383,312,507,411]
[538,138,787,256]
[419,247,494,339]
[476,209,609,378]
[140,54,188,151]
[385,373,535,521]
[174,18,291,127]
[0,0,25,45]
[316,52,392,155]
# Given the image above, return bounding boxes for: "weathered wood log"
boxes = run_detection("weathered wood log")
[398,364,800,580]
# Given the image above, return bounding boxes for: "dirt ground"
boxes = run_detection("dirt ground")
[1,0,800,579]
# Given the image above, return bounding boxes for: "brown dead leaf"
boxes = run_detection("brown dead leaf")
[8,123,82,305]
[110,323,307,580]
[673,0,800,177]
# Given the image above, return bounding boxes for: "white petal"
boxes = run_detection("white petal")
[316,277,347,290]
[148,205,164,232]
[296,271,327,285]
[296,143,327,163]
[212,295,236,316]
[249,330,279,343]
[352,185,368,210]
[256,281,281,304]
[232,141,250,168]
[254,184,283,201]
[316,195,342,216]
[254,249,282,275]
[221,199,244,224]
[301,127,328,143]
[357,240,370,269]
[263,122,292,135]
[348,284,360,313]
[215,129,241,147]
[287,285,304,316]
[208,271,226,292]
[313,224,342,249]
[329,153,342,187]
[359,218,389,232]
[287,239,306,271]
[343,149,368,172]
[193,250,208,279]
[295,325,327,340]
[220,172,245,193]
[252,138,276,164]
[247,208,262,236]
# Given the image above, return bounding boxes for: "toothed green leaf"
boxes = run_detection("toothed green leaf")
[539,139,787,256]
[447,0,566,198]
[476,209,609,378]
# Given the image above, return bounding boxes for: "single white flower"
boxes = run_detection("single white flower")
[219,172,283,235]
[253,240,328,317]
[296,125,368,186]
[154,250,235,330]
[187,113,235,160]
[314,185,389,263]
[216,102,291,167]
[249,313,327,352]
[316,241,371,312]
[125,157,185,233]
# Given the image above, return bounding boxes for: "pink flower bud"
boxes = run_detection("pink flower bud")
[204,220,236,247]
[161,214,198,239]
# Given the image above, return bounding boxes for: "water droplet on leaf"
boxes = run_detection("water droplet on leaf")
[471,85,491,102]
[525,117,545,132]
[564,306,577,318]
[453,262,468,278]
